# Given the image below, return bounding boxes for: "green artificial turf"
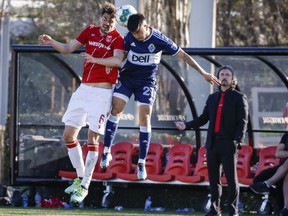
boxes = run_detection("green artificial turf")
[0,207,259,216]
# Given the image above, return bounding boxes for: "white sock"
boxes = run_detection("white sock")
[103,147,111,154]
[81,150,98,189]
[67,143,84,177]
[138,159,146,164]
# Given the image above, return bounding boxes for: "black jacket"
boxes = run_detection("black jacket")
[185,88,249,150]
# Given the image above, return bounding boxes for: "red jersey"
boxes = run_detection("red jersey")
[76,25,124,84]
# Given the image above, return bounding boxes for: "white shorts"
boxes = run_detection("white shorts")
[62,84,113,135]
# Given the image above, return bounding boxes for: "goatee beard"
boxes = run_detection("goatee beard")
[221,80,228,86]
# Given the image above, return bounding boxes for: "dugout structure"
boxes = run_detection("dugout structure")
[9,46,288,185]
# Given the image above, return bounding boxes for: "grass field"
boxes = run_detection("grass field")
[0,207,259,216]
[0,207,191,216]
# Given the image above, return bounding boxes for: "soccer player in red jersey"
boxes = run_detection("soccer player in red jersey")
[38,2,125,203]
[84,13,220,181]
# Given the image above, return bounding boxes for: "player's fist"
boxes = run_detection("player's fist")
[38,34,52,45]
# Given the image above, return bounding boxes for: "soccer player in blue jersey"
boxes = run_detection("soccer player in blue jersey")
[84,13,220,180]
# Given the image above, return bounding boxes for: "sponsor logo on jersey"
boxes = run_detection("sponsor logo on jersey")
[127,50,162,66]
[132,54,150,63]
[130,42,136,47]
[88,41,111,50]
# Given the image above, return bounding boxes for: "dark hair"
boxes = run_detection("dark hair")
[127,13,145,32]
[101,2,116,18]
[217,65,237,88]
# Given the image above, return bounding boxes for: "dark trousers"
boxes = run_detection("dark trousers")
[253,165,284,212]
[207,139,239,216]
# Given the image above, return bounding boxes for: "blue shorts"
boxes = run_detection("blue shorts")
[113,76,157,105]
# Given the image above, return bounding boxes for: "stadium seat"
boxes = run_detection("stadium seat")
[250,146,281,215]
[146,143,164,176]
[175,146,207,183]
[255,146,280,176]
[192,146,209,180]
[117,143,164,181]
[92,141,134,180]
[148,143,193,182]
[58,141,104,179]
[221,145,253,185]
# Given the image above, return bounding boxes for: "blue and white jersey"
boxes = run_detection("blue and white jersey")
[120,28,180,81]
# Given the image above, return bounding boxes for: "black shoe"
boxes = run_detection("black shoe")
[249,181,270,194]
[205,211,222,216]
[279,208,288,216]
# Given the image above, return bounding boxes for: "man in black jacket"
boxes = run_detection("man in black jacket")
[175,65,249,216]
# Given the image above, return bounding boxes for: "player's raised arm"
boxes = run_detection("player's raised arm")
[38,34,82,55]
[176,49,220,86]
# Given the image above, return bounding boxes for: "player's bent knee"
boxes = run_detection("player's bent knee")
[63,134,75,143]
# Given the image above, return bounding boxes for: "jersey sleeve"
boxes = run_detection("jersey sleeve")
[76,25,91,45]
[161,34,180,56]
[113,35,125,51]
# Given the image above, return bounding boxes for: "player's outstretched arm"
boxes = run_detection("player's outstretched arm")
[176,49,220,86]
[38,34,82,55]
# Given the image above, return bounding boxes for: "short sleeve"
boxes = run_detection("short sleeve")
[76,25,91,45]
[113,35,125,51]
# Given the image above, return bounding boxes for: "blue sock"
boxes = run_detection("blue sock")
[104,115,120,150]
[138,126,151,162]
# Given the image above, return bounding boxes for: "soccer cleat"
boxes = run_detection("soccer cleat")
[70,186,88,203]
[279,208,288,216]
[64,178,81,194]
[100,153,112,168]
[249,181,270,194]
[137,163,147,180]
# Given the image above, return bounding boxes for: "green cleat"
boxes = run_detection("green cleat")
[70,186,88,203]
[64,178,81,194]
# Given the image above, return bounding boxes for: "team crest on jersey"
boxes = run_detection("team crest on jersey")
[148,44,156,53]
[106,35,112,43]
